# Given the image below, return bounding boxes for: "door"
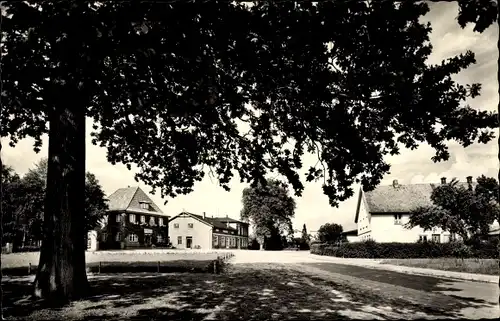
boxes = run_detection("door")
[186,236,193,249]
[144,235,152,247]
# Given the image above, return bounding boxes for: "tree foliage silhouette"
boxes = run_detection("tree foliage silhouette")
[1,1,497,302]
[406,176,499,243]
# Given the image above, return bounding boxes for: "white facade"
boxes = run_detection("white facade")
[87,230,99,251]
[168,214,212,250]
[368,214,451,243]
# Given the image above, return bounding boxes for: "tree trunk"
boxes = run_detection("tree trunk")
[33,102,88,305]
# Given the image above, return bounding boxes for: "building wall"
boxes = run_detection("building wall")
[370,214,451,243]
[168,214,212,250]
[356,195,371,241]
[213,233,248,249]
[346,235,359,243]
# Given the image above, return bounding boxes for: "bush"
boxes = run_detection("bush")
[310,240,498,259]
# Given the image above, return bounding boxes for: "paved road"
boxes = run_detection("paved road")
[230,250,499,319]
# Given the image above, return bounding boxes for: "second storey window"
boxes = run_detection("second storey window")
[129,214,136,223]
[116,214,122,223]
[174,223,179,228]
[394,214,402,225]
[140,215,146,223]
[188,223,193,228]
[139,202,149,210]
[159,218,164,226]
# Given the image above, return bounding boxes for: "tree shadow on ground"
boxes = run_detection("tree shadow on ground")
[2,263,497,320]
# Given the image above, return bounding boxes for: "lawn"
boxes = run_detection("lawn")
[380,258,499,275]
[1,251,226,276]
[1,263,475,320]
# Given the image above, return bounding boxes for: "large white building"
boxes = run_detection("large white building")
[168,212,249,250]
[353,177,479,243]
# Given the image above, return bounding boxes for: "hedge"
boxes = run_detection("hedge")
[310,240,498,259]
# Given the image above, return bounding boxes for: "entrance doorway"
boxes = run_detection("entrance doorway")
[186,236,193,249]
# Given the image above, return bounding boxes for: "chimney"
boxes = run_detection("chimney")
[441,177,446,184]
[392,180,398,188]
[203,212,206,219]
[226,214,228,218]
[466,176,473,191]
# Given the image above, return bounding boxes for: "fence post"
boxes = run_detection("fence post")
[213,260,217,274]
[28,263,31,275]
[157,261,160,273]
[98,262,101,274]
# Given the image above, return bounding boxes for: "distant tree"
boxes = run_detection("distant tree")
[317,223,344,244]
[2,1,497,303]
[301,224,310,243]
[1,165,24,246]
[406,176,499,243]
[20,158,109,243]
[241,179,295,250]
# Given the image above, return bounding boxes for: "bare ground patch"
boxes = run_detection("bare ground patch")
[3,263,496,320]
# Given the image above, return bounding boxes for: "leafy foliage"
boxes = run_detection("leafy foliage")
[310,239,498,259]
[241,179,295,250]
[457,0,498,33]
[316,223,344,244]
[301,224,310,244]
[1,165,24,244]
[1,159,109,248]
[1,1,497,208]
[406,176,499,242]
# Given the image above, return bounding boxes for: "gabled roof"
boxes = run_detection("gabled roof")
[169,211,243,231]
[355,181,476,223]
[107,186,166,216]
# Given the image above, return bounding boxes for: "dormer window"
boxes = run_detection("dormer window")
[139,202,149,210]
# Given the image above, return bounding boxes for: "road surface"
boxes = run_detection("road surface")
[229,250,499,320]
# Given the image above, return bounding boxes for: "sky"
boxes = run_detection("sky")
[1,2,498,236]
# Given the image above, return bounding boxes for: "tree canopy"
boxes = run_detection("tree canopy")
[2,1,496,207]
[317,223,344,244]
[241,179,295,250]
[1,0,497,302]
[1,159,109,249]
[406,176,499,242]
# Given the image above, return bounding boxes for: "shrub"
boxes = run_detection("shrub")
[310,240,498,259]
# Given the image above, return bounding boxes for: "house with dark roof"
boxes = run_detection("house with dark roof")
[354,177,477,243]
[168,212,249,250]
[87,186,169,251]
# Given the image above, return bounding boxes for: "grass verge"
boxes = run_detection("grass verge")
[380,258,499,275]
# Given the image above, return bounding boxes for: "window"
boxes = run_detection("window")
[215,229,219,232]
[140,215,146,223]
[139,202,149,210]
[188,223,194,228]
[394,214,402,225]
[128,234,138,242]
[419,235,428,242]
[214,235,218,246]
[149,216,155,225]
[101,233,107,242]
[174,223,179,228]
[159,218,164,226]
[220,236,226,247]
[223,230,228,234]
[157,235,163,243]
[116,214,122,223]
[432,234,440,243]
[87,237,92,249]
[177,236,182,245]
[115,232,121,242]
[129,214,136,223]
